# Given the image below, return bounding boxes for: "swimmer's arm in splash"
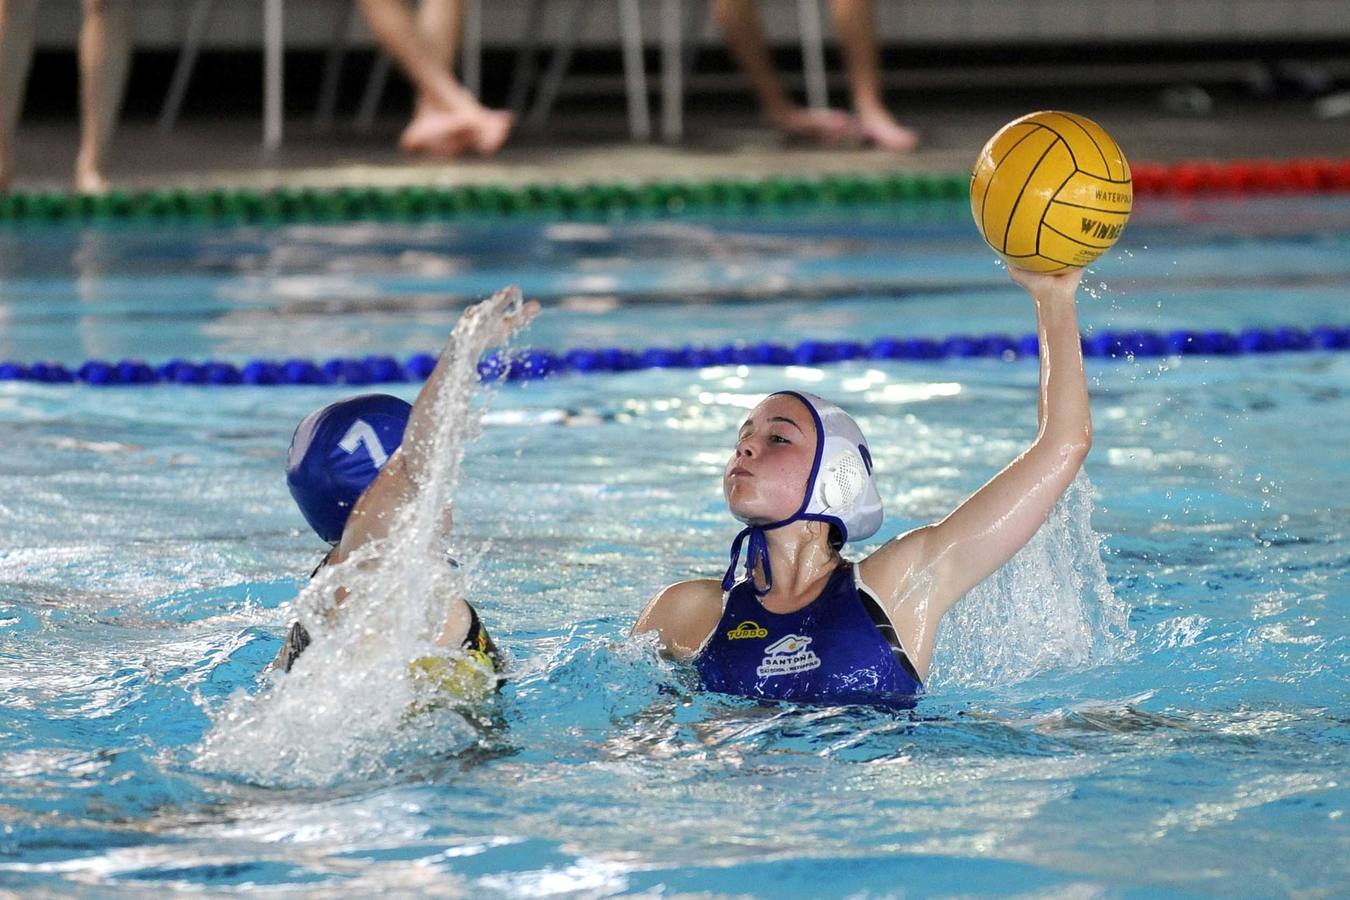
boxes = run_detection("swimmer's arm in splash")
[327,289,539,568]
[860,266,1091,672]
[632,579,725,659]
[324,288,539,642]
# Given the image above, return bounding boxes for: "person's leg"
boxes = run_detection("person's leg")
[414,0,509,156]
[413,0,457,130]
[0,0,38,192]
[828,0,917,150]
[713,0,853,143]
[355,0,509,157]
[357,0,473,112]
[416,0,459,82]
[76,0,133,193]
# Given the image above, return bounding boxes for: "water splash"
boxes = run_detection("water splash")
[929,472,1133,690]
[194,288,524,786]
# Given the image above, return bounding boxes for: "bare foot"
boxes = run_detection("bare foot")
[400,109,481,158]
[471,109,513,158]
[769,106,860,145]
[856,108,920,152]
[400,108,514,159]
[75,165,110,195]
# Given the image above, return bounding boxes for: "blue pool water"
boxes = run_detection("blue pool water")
[1,196,1348,896]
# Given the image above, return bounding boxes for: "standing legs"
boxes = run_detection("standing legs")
[0,0,132,193]
[712,0,855,142]
[77,0,133,192]
[828,0,916,150]
[712,0,917,150]
[355,0,511,157]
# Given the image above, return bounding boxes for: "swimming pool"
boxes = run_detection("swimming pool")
[1,194,1347,895]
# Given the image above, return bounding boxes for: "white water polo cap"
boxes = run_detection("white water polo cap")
[723,391,883,594]
[771,390,884,542]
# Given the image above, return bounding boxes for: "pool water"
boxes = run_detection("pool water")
[1,197,1347,896]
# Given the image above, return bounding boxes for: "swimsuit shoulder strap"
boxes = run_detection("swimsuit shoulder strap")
[692,583,734,657]
[850,564,922,685]
[310,547,336,579]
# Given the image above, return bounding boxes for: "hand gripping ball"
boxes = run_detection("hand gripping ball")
[971,111,1132,272]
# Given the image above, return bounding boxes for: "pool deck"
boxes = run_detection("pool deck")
[7,96,1349,195]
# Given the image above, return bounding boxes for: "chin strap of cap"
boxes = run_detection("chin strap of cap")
[723,525,776,596]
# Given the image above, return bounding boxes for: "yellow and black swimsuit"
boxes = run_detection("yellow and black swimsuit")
[272,554,501,699]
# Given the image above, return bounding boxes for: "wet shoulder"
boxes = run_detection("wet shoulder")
[636,578,725,660]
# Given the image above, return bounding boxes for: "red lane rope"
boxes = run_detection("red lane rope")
[1132,157,1350,195]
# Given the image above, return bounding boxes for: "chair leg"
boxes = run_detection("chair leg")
[525,0,596,131]
[507,0,549,115]
[797,0,827,109]
[681,0,707,86]
[618,0,651,140]
[158,0,216,131]
[315,0,360,130]
[462,0,481,96]
[355,54,392,132]
[659,0,681,141]
[263,0,284,151]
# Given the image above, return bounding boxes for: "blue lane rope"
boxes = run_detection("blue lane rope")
[2,325,1347,386]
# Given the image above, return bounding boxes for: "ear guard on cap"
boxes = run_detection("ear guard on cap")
[286,393,412,543]
[773,390,883,544]
[818,445,870,512]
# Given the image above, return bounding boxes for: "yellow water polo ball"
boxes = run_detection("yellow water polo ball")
[971,110,1132,272]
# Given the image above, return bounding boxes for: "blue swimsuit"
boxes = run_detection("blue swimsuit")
[695,563,923,705]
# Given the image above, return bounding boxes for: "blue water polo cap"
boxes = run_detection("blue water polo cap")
[286,393,412,543]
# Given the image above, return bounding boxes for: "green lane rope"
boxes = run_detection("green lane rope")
[0,173,970,227]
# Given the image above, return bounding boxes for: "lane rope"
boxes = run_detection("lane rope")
[3,325,1347,386]
[2,158,1349,227]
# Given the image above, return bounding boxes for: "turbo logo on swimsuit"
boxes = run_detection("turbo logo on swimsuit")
[756,634,821,678]
[727,621,769,640]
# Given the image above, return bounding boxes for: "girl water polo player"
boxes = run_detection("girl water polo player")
[634,265,1092,704]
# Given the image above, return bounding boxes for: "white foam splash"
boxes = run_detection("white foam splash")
[194,289,522,786]
[928,472,1134,690]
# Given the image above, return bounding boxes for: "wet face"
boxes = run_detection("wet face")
[724,394,819,525]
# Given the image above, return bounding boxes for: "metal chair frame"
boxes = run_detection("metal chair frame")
[158,0,284,152]
[517,0,829,143]
[156,0,828,149]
